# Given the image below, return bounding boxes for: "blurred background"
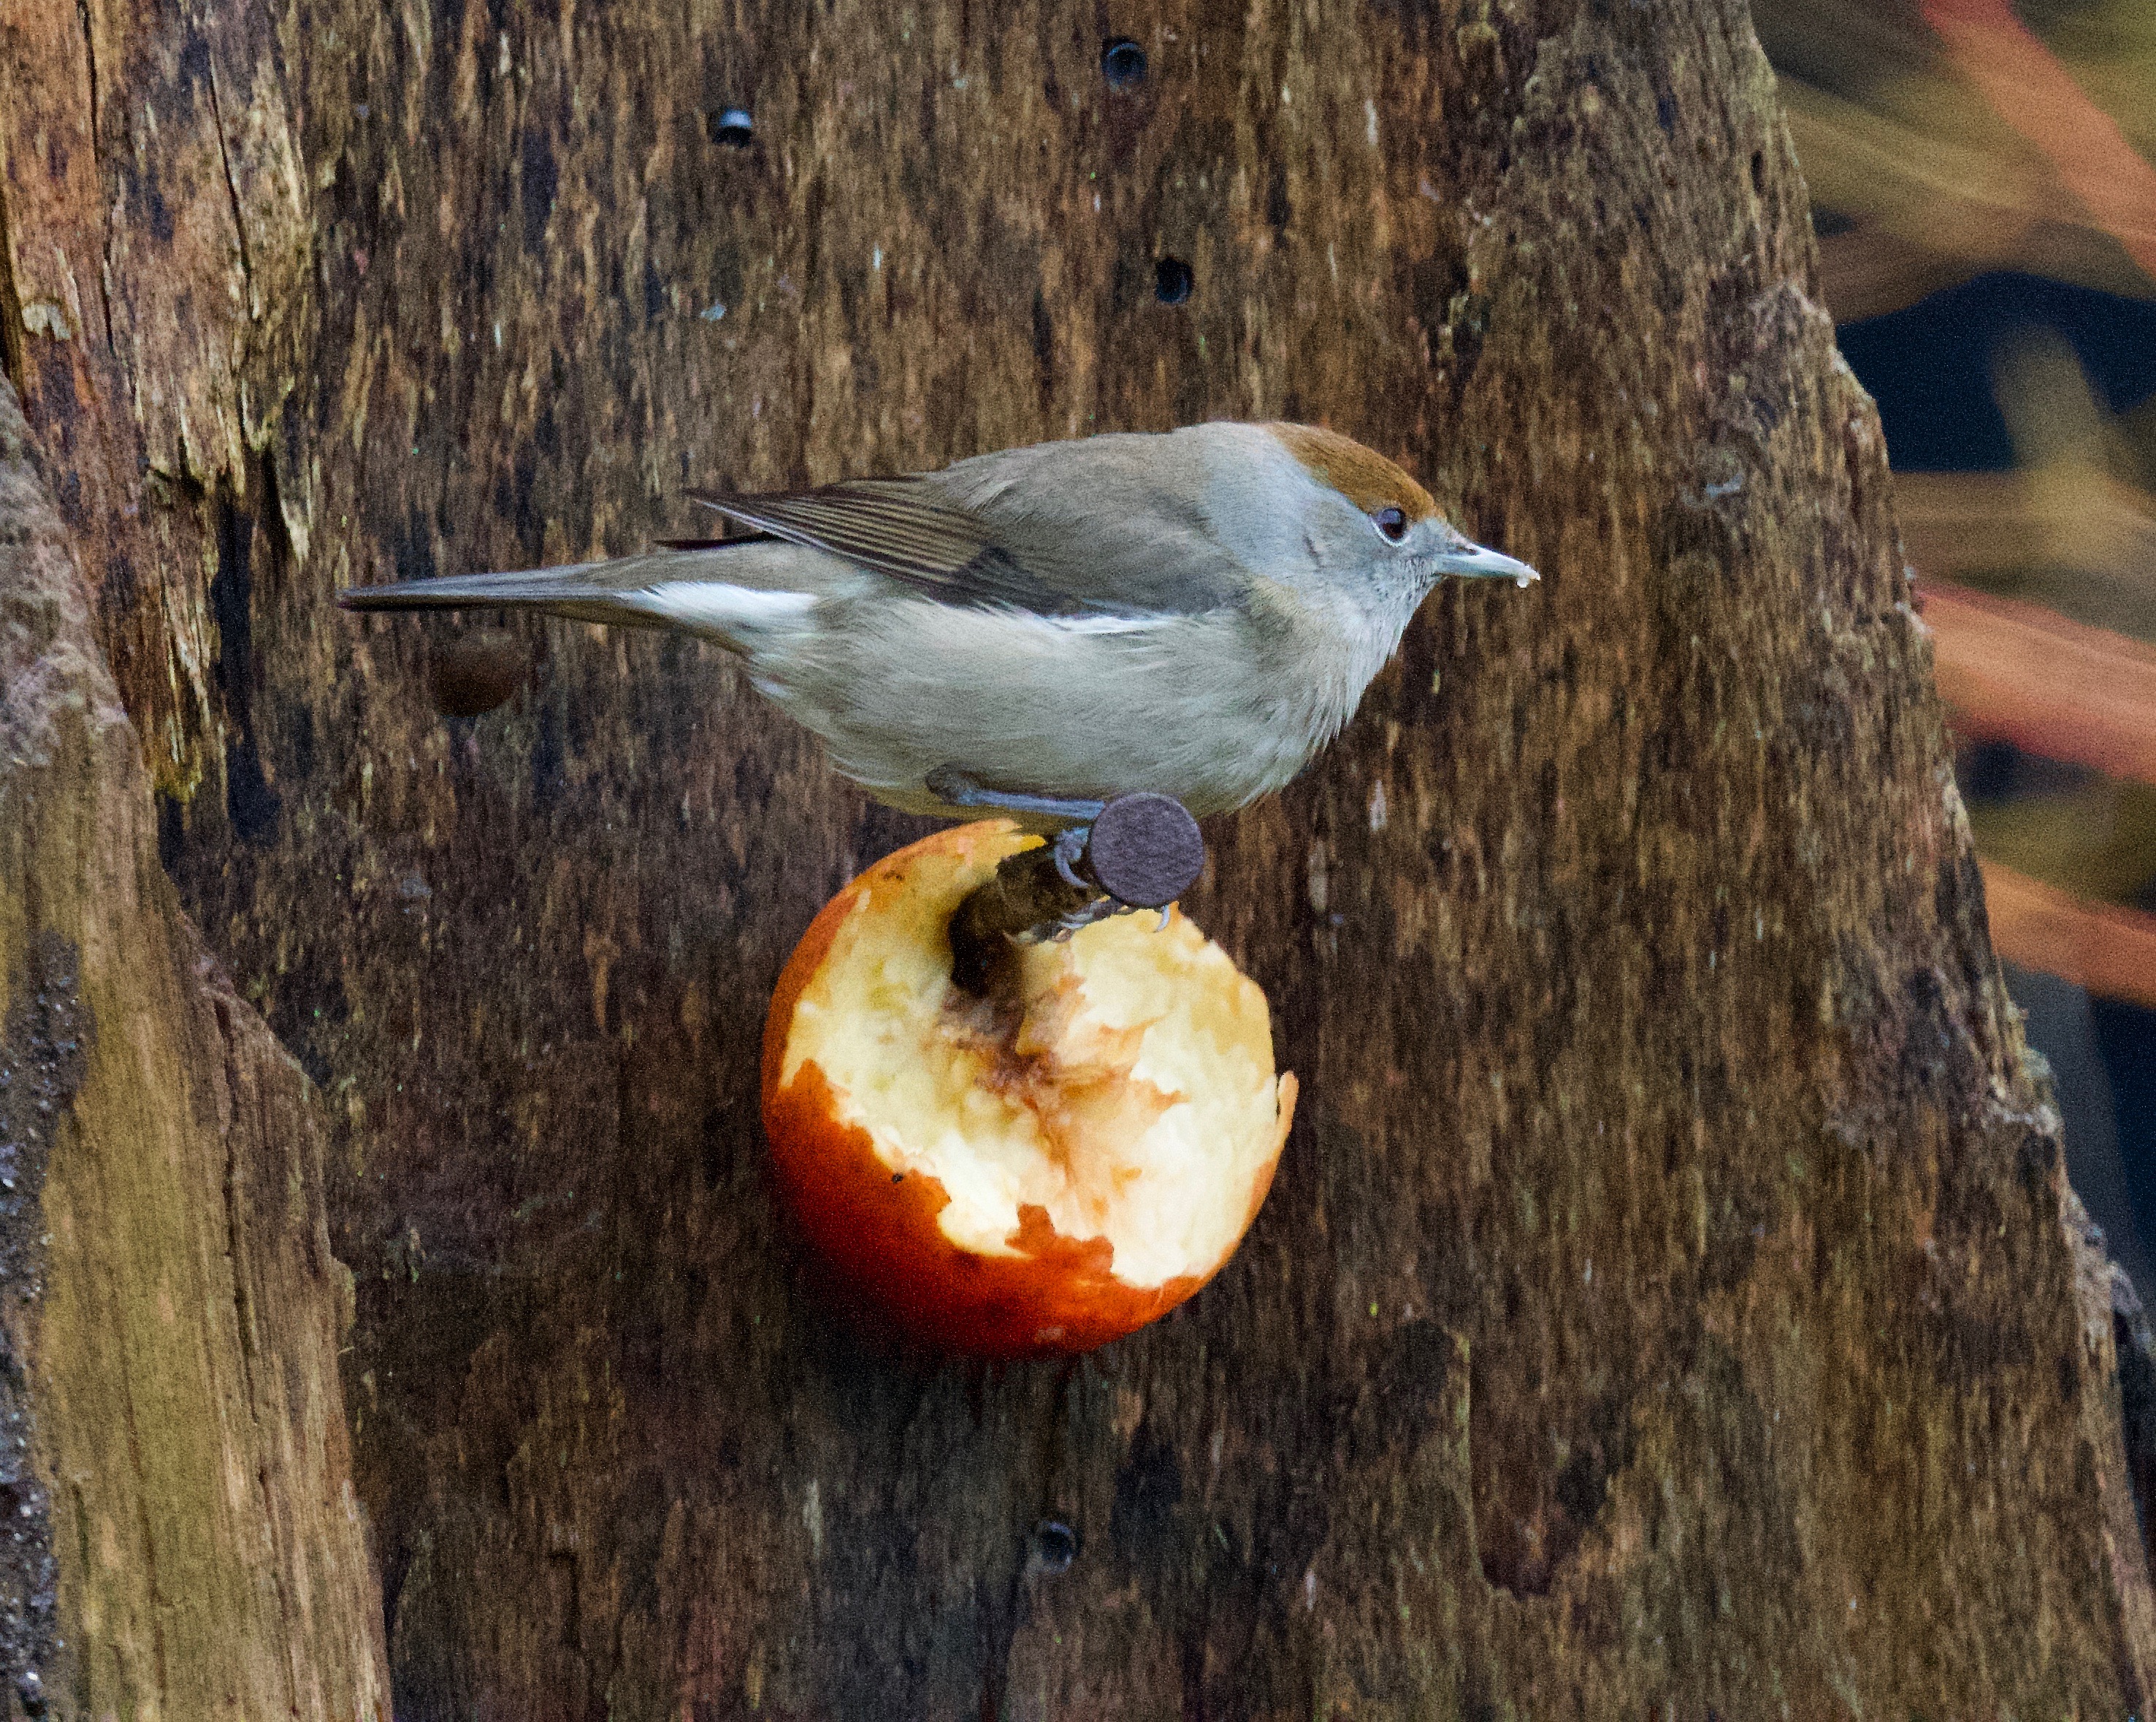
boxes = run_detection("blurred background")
[1756,0,2156,1287]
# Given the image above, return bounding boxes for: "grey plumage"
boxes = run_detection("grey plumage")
[338,421,1537,822]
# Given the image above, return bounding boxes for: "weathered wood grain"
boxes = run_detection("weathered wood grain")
[5,0,2155,1715]
[0,378,388,1718]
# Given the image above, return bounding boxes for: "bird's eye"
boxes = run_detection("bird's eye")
[1372,506,1409,543]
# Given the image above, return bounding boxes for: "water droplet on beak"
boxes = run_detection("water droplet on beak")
[1514,573,1533,589]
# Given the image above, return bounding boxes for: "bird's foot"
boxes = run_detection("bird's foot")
[1021,896,1125,944]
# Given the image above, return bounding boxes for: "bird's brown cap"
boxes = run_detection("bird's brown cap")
[1265,424,1437,523]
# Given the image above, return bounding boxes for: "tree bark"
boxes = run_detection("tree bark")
[4,0,2153,1716]
[0,386,388,1715]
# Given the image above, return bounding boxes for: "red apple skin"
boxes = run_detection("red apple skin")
[760,824,1284,1360]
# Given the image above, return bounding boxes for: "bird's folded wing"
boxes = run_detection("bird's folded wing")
[686,478,1077,614]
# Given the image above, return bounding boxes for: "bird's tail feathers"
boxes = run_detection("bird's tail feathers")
[337,549,817,647]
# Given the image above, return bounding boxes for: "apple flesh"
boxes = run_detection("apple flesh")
[762,822,1296,1358]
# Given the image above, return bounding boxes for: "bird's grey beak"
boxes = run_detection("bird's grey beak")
[1435,541,1540,584]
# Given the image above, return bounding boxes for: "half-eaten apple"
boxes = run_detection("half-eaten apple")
[761,822,1296,1358]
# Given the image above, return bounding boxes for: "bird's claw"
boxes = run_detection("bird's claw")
[1051,827,1090,892]
[1028,896,1121,944]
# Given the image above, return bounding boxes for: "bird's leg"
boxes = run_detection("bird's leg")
[925,766,1106,827]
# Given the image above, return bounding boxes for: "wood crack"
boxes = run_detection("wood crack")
[200,48,258,318]
[0,177,24,402]
[75,0,116,352]
[213,996,307,1720]
[117,1379,172,1704]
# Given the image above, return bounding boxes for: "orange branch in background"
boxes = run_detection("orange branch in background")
[1919,0,2156,281]
[1896,468,2156,585]
[1979,859,2156,1010]
[1920,580,2156,787]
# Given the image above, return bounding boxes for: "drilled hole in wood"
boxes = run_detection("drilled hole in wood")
[1033,1520,1079,1572]
[428,627,527,717]
[1101,39,1147,89]
[1154,256,1193,305]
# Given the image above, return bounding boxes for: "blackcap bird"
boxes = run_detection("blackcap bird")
[339,421,1537,824]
